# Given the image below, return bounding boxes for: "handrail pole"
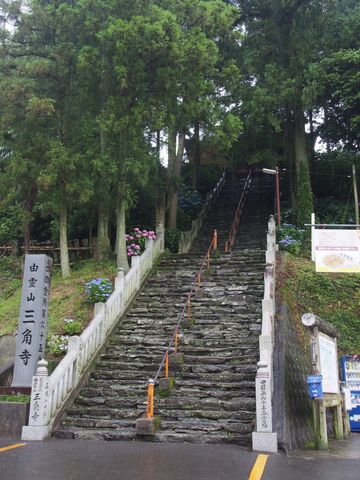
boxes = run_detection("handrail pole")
[165,351,169,379]
[213,229,218,251]
[174,329,179,354]
[224,169,252,252]
[187,297,191,321]
[146,379,155,419]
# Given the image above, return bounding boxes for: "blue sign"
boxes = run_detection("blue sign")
[349,391,360,432]
[307,375,323,399]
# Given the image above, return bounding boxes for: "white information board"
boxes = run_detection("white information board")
[314,229,360,273]
[319,332,339,394]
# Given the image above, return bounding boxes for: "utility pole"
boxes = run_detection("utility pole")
[352,164,359,226]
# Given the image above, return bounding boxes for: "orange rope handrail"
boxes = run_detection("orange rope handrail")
[224,170,252,253]
[145,229,218,418]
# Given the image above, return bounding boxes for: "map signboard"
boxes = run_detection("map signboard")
[319,332,340,394]
[314,229,360,273]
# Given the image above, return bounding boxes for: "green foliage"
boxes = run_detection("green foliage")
[0,257,22,279]
[284,256,360,353]
[165,228,181,253]
[0,206,24,244]
[296,163,314,226]
[63,318,82,335]
[0,395,30,403]
[47,335,69,357]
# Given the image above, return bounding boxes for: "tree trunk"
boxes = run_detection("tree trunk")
[293,100,314,226]
[96,205,112,260]
[115,186,129,272]
[192,122,201,190]
[284,108,297,209]
[59,203,71,278]
[168,129,185,229]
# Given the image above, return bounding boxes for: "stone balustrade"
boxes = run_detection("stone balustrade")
[22,234,164,441]
[252,215,278,453]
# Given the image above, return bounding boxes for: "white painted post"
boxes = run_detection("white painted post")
[252,362,278,452]
[94,302,105,316]
[22,359,51,440]
[311,212,316,261]
[67,336,82,383]
[115,268,125,290]
[131,255,141,289]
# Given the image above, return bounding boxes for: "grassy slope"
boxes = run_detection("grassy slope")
[0,259,118,337]
[282,254,360,354]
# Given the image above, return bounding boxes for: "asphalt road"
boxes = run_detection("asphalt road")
[0,435,359,480]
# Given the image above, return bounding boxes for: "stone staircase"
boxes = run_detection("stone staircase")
[54,171,273,445]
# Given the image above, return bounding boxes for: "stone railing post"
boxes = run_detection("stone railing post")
[115,268,125,291]
[22,359,51,440]
[252,362,277,452]
[131,255,141,289]
[67,336,82,383]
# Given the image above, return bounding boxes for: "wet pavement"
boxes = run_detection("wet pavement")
[0,435,359,480]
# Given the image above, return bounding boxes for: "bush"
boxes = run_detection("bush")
[165,228,181,253]
[85,278,113,303]
[63,318,82,335]
[47,334,69,356]
[277,224,304,255]
[125,227,156,257]
[0,256,22,279]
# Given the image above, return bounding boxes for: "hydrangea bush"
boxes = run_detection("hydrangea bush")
[125,227,156,257]
[85,278,113,303]
[277,224,304,255]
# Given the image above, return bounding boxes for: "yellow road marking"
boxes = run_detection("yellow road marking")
[0,443,26,453]
[248,454,269,480]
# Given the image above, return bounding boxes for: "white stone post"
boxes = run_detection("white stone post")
[94,301,106,316]
[252,362,278,452]
[311,212,315,261]
[22,359,51,441]
[131,255,141,289]
[67,336,83,384]
[115,268,125,291]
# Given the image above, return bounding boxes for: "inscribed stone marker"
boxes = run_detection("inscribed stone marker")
[12,255,52,388]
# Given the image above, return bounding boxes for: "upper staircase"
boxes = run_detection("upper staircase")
[54,170,273,445]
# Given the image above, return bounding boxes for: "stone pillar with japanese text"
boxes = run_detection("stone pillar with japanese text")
[12,255,52,388]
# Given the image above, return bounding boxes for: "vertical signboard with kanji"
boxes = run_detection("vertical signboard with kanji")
[12,255,52,388]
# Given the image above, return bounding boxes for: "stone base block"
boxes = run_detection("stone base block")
[135,416,161,436]
[22,425,52,441]
[0,402,30,438]
[252,431,278,453]
[158,377,175,395]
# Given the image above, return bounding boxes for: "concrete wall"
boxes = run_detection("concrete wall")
[273,303,314,453]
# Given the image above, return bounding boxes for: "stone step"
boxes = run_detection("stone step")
[54,173,272,445]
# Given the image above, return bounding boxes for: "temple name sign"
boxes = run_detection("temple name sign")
[12,255,52,388]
